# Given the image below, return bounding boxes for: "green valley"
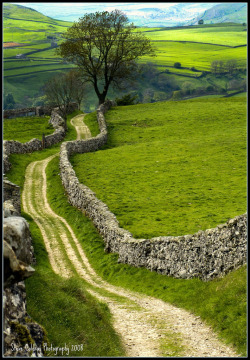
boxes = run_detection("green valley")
[3,4,247,111]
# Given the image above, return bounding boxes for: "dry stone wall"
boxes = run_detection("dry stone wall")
[59,101,247,281]
[3,106,73,173]
[3,179,21,216]
[3,181,46,357]
[3,102,78,119]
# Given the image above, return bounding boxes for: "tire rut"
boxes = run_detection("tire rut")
[21,114,239,357]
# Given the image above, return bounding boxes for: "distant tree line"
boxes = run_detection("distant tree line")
[210,59,240,74]
[43,69,86,121]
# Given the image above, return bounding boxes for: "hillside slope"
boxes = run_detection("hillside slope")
[192,3,247,24]
[3,2,71,26]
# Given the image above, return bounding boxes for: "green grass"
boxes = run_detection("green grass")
[4,60,63,70]
[145,24,247,46]
[5,64,74,77]
[3,3,72,43]
[3,116,54,143]
[5,108,247,356]
[5,112,125,357]
[71,97,247,239]
[140,41,247,71]
[83,111,100,137]
[138,24,247,71]
[30,153,249,356]
[3,3,71,25]
[45,155,248,356]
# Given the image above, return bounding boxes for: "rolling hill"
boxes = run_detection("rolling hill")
[189,3,247,25]
[3,3,247,112]
[3,2,72,26]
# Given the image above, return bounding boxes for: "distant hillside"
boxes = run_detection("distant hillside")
[189,3,247,25]
[3,3,71,26]
[4,2,219,27]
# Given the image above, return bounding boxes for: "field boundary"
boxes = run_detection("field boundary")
[4,67,75,78]
[59,101,247,281]
[151,39,247,48]
[3,103,78,173]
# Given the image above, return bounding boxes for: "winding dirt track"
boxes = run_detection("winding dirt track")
[22,114,239,357]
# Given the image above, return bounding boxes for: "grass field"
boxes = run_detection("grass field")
[3,115,54,143]
[140,41,247,71]
[3,4,247,356]
[145,24,247,46]
[71,97,247,239]
[5,112,247,356]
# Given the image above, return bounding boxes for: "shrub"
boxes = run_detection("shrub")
[174,62,181,69]
[153,91,169,102]
[206,85,214,92]
[171,90,182,100]
[4,93,16,110]
[115,93,139,106]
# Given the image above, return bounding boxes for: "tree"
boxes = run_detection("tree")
[174,62,181,69]
[44,70,85,124]
[226,59,238,74]
[4,93,15,110]
[211,60,220,74]
[56,10,155,105]
[198,19,204,25]
[69,69,86,109]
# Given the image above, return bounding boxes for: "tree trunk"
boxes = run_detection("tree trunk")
[98,90,108,105]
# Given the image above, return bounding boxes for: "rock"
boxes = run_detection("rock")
[3,200,20,217]
[179,270,187,278]
[4,216,35,265]
[4,240,35,288]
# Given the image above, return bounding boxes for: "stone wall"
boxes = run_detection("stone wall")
[3,179,21,216]
[3,102,78,119]
[3,181,47,357]
[59,100,247,281]
[3,107,70,173]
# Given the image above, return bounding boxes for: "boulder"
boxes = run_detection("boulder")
[3,216,35,265]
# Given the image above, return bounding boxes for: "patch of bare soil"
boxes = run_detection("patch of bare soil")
[3,42,26,48]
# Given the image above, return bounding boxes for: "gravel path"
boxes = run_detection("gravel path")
[70,114,91,140]
[21,114,239,357]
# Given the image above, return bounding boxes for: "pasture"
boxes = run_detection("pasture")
[145,24,247,46]
[3,115,53,143]
[3,13,247,109]
[3,5,247,356]
[141,41,247,71]
[71,96,246,239]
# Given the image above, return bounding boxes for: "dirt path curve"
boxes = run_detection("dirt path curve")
[70,114,91,140]
[22,114,239,357]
